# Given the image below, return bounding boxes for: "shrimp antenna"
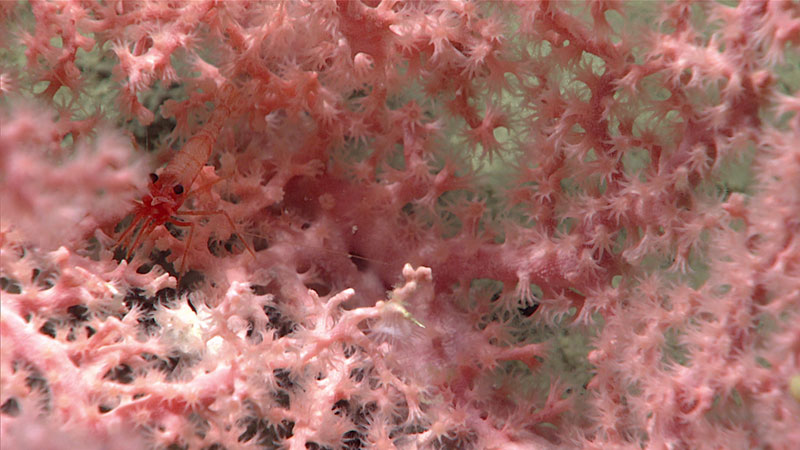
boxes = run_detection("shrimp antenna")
[243,230,393,267]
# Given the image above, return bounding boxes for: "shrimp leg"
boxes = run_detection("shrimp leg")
[126,218,156,261]
[176,209,256,273]
[114,212,145,254]
[168,218,195,276]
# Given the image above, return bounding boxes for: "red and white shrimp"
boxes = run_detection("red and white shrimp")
[116,101,255,274]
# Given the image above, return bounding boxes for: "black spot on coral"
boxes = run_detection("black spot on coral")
[67,304,89,322]
[263,305,295,338]
[104,364,134,384]
[1,398,20,417]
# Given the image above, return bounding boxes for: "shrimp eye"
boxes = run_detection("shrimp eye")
[173,184,184,195]
[149,173,159,183]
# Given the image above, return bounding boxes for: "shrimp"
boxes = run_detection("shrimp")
[115,101,255,275]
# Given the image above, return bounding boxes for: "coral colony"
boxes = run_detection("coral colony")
[1,1,799,449]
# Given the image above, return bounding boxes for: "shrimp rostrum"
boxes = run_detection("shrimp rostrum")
[115,104,255,274]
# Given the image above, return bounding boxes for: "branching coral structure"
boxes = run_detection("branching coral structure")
[1,1,800,449]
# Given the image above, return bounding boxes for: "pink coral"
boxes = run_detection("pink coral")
[1,1,799,448]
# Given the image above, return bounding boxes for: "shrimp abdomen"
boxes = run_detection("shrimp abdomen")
[163,106,230,188]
